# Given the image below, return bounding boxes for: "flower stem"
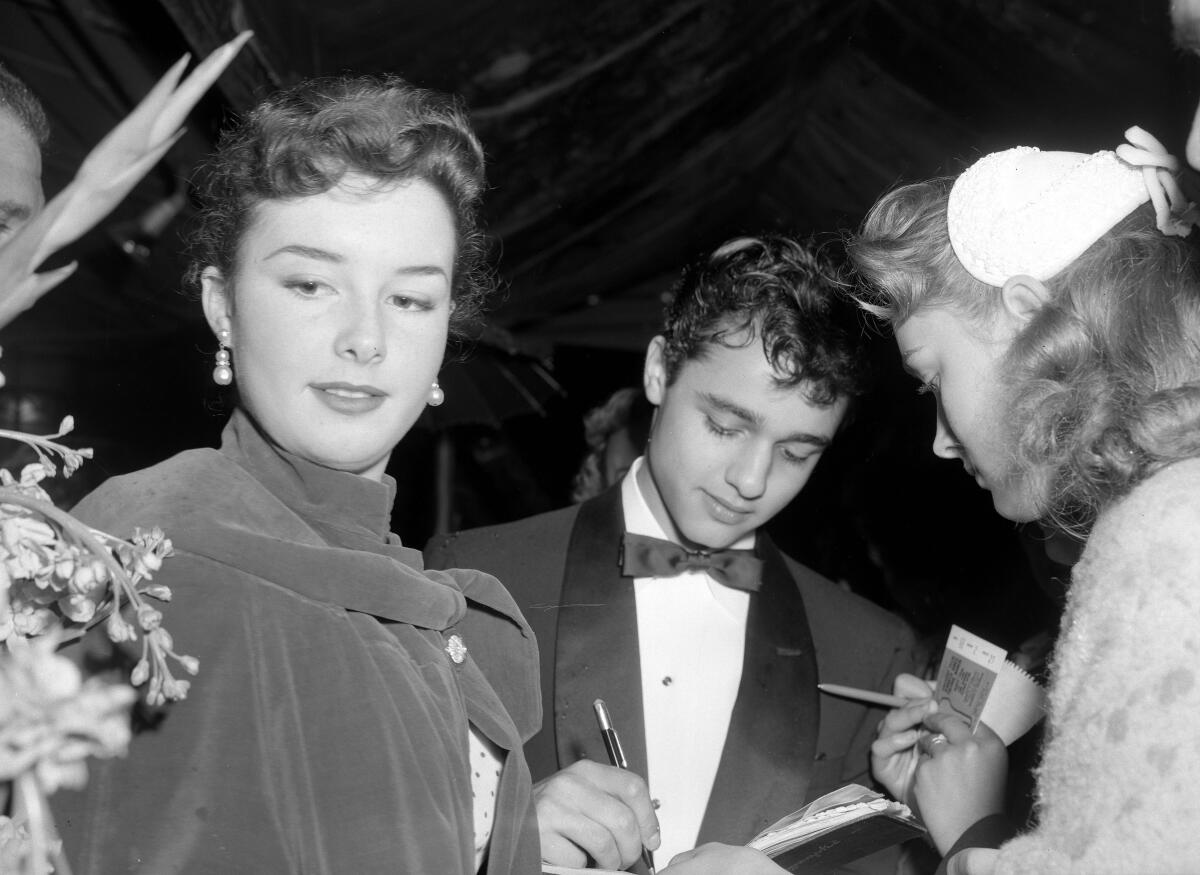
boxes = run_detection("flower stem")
[14,771,49,875]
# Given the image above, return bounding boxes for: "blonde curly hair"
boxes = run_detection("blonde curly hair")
[849,185,1200,537]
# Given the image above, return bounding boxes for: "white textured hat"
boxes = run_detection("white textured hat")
[947,127,1195,287]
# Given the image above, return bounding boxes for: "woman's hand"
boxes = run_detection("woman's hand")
[870,672,937,803]
[912,712,1008,855]
[661,843,788,874]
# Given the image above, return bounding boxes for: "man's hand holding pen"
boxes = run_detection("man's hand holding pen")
[533,759,661,871]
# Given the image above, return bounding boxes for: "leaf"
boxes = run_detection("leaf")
[0,30,252,331]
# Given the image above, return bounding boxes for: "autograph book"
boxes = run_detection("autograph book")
[542,783,924,874]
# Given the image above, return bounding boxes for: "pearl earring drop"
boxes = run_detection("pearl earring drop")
[427,381,444,407]
[213,329,233,386]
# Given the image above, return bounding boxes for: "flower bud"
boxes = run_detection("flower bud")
[147,674,164,706]
[56,556,77,582]
[149,627,174,651]
[139,551,163,574]
[106,613,135,643]
[162,677,191,701]
[130,659,150,686]
[19,463,49,486]
[60,593,97,624]
[136,604,162,631]
[70,565,97,593]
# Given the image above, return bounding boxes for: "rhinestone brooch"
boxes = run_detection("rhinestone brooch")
[445,633,467,665]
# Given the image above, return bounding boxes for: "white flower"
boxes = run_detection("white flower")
[0,632,136,792]
[58,592,97,624]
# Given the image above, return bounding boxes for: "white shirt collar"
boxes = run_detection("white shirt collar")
[620,456,756,551]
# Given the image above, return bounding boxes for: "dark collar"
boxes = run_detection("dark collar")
[100,408,465,630]
[221,408,399,551]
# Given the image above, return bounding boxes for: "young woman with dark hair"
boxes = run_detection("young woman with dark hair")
[54,75,541,875]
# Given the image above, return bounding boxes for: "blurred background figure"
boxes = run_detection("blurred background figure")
[570,385,653,502]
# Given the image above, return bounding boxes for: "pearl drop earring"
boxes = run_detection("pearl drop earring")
[213,329,233,386]
[427,381,444,407]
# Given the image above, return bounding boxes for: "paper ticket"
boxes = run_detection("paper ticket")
[934,624,1006,730]
[979,659,1048,745]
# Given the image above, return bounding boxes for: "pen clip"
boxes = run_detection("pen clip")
[593,698,629,768]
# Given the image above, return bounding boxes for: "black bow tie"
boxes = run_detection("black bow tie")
[619,532,763,593]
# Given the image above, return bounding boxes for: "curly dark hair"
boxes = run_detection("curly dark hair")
[186,74,491,337]
[659,235,868,406]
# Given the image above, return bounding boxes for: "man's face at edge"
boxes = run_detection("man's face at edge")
[0,108,44,246]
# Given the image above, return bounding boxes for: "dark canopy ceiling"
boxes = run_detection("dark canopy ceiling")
[0,0,1194,617]
[1,0,1194,355]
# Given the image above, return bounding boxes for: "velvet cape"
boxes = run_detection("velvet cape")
[53,409,542,874]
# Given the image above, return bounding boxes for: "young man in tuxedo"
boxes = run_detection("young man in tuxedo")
[426,236,920,872]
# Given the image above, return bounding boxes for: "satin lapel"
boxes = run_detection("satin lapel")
[696,534,820,845]
[554,486,648,778]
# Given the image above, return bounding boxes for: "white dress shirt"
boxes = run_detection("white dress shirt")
[621,457,754,863]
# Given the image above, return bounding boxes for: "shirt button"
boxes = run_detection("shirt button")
[445,633,467,664]
[661,676,673,686]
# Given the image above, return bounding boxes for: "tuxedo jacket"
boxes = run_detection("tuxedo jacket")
[425,485,921,868]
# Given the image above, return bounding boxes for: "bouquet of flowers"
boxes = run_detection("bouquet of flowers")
[0,33,250,875]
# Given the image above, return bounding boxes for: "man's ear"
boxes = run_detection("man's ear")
[1000,274,1050,326]
[200,266,232,338]
[643,336,668,406]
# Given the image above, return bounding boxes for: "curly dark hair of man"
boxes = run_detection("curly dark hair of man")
[659,234,868,406]
[0,63,50,145]
[185,74,492,338]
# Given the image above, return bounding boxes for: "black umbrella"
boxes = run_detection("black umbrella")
[418,327,564,431]
[417,327,565,533]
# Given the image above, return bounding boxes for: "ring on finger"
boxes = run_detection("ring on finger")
[919,732,949,756]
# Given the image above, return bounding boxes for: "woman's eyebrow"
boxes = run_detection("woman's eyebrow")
[262,244,448,279]
[264,244,343,263]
